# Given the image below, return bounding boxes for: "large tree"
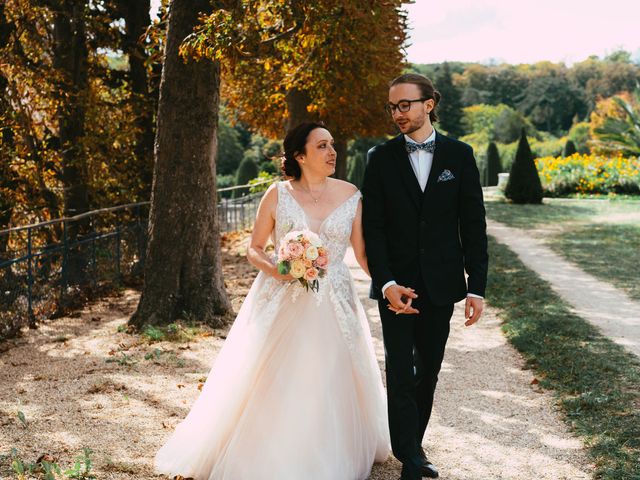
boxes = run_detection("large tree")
[51,0,92,283]
[435,62,465,137]
[111,0,156,197]
[130,0,231,328]
[184,1,408,179]
[517,68,586,134]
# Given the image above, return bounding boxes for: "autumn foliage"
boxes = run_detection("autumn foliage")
[182,1,409,177]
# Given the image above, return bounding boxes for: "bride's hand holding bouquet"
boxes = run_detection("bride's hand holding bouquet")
[275,230,328,292]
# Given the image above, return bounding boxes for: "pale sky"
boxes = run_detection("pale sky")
[150,1,640,65]
[403,0,640,65]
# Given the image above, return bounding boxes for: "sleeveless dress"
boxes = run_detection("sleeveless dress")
[154,182,390,479]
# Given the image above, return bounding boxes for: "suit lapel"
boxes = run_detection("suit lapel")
[423,131,446,202]
[391,135,422,210]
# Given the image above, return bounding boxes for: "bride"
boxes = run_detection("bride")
[154,122,390,479]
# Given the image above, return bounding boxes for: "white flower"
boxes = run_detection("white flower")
[304,246,319,261]
[283,231,300,243]
[305,231,322,247]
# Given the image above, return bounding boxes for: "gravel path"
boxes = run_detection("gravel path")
[487,219,640,359]
[346,250,594,480]
[0,239,593,479]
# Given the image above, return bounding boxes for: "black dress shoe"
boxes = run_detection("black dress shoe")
[420,458,439,478]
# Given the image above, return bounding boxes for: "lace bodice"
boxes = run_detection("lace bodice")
[250,181,368,362]
[274,181,361,269]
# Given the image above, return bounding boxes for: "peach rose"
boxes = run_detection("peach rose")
[304,267,319,281]
[315,254,329,269]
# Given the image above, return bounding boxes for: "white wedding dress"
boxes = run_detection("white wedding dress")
[154,182,390,480]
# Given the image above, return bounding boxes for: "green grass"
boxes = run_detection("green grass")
[551,224,640,301]
[485,197,640,302]
[485,197,640,229]
[487,236,640,479]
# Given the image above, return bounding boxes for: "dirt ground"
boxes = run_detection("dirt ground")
[0,231,594,479]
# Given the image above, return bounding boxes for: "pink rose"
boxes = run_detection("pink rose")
[304,267,319,281]
[315,255,329,269]
[286,241,304,258]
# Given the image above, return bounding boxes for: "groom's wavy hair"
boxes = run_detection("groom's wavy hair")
[390,73,441,124]
[280,121,327,180]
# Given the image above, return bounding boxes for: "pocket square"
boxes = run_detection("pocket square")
[437,169,455,182]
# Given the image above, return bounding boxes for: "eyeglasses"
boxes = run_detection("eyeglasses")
[385,98,428,115]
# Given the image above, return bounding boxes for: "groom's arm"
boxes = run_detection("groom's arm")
[459,145,488,298]
[361,147,395,291]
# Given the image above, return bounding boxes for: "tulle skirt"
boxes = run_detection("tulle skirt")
[154,271,390,480]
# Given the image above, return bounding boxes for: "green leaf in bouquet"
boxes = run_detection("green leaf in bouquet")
[277,262,290,275]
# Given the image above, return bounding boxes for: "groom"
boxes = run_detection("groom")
[362,73,488,479]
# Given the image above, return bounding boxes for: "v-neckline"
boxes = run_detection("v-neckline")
[281,183,359,234]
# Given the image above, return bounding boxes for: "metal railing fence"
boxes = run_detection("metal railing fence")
[0,181,270,340]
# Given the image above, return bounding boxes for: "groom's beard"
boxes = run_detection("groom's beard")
[395,113,427,135]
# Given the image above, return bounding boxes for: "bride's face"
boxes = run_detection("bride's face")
[297,128,337,178]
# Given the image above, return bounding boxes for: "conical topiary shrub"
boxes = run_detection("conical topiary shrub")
[505,129,543,204]
[347,154,366,188]
[563,139,577,157]
[234,157,259,197]
[485,142,502,187]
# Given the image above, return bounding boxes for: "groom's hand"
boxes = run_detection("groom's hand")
[385,285,419,315]
[464,296,484,326]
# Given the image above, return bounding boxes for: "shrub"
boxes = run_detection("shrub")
[563,140,577,157]
[234,157,259,197]
[486,142,502,186]
[347,154,366,188]
[505,129,543,204]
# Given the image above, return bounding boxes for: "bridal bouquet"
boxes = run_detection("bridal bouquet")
[277,230,328,292]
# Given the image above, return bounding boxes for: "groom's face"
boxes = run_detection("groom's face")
[388,83,432,135]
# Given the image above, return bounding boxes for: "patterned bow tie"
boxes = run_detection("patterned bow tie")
[405,140,436,154]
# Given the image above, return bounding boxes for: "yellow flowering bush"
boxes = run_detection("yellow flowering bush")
[535,153,640,196]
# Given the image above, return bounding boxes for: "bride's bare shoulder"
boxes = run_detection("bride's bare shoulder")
[258,181,280,209]
[329,178,359,197]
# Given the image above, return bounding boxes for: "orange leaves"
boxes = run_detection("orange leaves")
[186,1,407,139]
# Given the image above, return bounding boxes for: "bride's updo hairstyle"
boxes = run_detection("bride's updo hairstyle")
[280,121,326,180]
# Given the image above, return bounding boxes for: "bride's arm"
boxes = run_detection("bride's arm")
[350,199,370,277]
[247,184,291,281]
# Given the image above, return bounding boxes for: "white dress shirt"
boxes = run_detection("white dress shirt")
[381,129,483,301]
[405,129,436,192]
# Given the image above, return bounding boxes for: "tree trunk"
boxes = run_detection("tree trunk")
[333,137,348,180]
[119,0,155,198]
[285,87,314,131]
[285,88,349,179]
[130,0,231,329]
[52,0,90,285]
[0,33,16,253]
